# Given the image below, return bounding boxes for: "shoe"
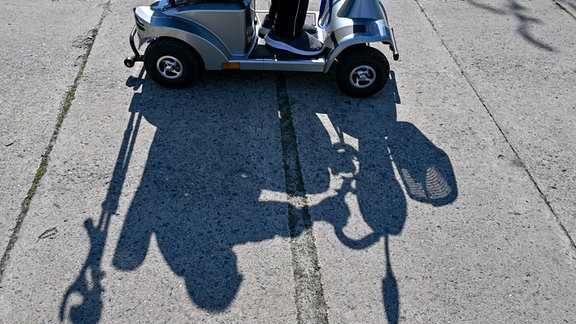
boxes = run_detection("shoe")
[265,29,324,56]
[258,16,318,38]
[304,23,318,36]
[258,15,275,38]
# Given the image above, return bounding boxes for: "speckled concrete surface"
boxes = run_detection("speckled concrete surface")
[1,0,575,323]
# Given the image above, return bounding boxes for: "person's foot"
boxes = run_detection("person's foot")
[258,16,318,38]
[265,30,324,56]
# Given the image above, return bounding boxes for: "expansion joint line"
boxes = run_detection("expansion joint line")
[553,0,576,21]
[275,72,329,324]
[413,0,576,251]
[0,1,112,283]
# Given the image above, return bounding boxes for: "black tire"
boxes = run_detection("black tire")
[144,39,199,88]
[336,46,390,98]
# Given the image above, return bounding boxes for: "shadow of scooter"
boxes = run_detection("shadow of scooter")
[291,70,458,323]
[319,119,457,324]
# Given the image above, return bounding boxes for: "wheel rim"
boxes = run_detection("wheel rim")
[349,65,376,89]
[156,55,183,79]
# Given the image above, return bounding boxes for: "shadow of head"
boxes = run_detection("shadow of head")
[183,244,243,311]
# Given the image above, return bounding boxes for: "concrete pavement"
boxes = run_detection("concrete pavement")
[0,0,109,265]
[1,0,575,323]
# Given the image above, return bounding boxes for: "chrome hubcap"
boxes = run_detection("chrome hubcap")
[349,65,376,88]
[157,55,183,79]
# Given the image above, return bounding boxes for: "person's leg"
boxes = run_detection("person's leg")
[272,0,304,37]
[268,0,279,17]
[258,0,278,38]
[258,0,317,38]
[264,0,323,56]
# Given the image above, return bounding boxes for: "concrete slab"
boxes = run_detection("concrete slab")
[1,0,575,323]
[0,0,109,260]
[0,0,298,322]
[285,0,576,322]
[415,0,576,242]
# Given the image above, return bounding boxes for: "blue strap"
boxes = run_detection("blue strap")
[318,0,333,28]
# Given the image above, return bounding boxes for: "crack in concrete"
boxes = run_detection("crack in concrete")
[0,0,112,283]
[554,0,576,20]
[414,0,576,252]
[275,72,329,324]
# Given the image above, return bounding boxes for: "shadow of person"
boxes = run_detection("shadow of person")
[62,70,287,321]
[61,68,458,323]
[61,70,289,314]
[58,69,267,321]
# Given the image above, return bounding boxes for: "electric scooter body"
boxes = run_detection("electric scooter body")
[125,0,399,97]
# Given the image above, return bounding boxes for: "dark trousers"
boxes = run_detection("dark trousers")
[270,0,309,37]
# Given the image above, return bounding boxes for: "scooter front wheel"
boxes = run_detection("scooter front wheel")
[336,46,390,98]
[144,39,199,88]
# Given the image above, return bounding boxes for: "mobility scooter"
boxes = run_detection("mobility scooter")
[124,0,399,97]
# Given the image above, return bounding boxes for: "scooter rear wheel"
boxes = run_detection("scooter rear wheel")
[144,39,199,88]
[336,46,389,98]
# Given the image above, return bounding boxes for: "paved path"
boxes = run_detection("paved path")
[1,0,575,323]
